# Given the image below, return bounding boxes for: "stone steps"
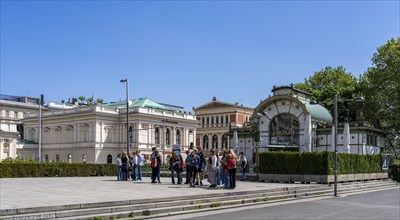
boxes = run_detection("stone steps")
[1,180,398,220]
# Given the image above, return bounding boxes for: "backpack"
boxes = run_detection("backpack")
[228,156,236,168]
[151,157,157,168]
[185,154,192,166]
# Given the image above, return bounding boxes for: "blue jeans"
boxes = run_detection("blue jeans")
[137,166,142,180]
[152,166,160,182]
[216,169,221,185]
[222,170,230,189]
[117,165,122,181]
[241,166,247,180]
[131,165,137,181]
[171,167,182,184]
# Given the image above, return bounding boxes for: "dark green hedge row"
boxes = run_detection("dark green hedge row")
[389,160,400,182]
[259,152,383,175]
[0,162,117,178]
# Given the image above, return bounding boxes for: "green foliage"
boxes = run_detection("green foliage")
[78,96,86,102]
[258,152,382,175]
[294,66,359,122]
[0,162,116,178]
[359,38,400,158]
[389,159,400,182]
[96,98,104,104]
[128,212,134,218]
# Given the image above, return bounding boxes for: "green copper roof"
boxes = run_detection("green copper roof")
[300,100,333,123]
[105,98,173,111]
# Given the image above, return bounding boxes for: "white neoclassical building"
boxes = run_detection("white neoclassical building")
[0,95,44,161]
[20,98,197,164]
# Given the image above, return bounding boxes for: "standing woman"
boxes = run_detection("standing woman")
[121,152,129,181]
[222,150,230,189]
[208,149,217,188]
[227,149,237,189]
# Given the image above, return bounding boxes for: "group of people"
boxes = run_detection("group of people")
[116,147,248,190]
[116,151,145,181]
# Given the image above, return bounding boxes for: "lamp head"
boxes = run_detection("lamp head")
[353,97,365,102]
[120,79,127,83]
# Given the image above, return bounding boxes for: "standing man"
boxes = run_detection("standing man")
[196,146,205,186]
[136,150,144,181]
[239,152,248,181]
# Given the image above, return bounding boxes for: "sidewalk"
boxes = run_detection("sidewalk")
[0,176,310,210]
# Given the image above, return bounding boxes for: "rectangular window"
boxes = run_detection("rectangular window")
[226,116,229,123]
[216,117,219,124]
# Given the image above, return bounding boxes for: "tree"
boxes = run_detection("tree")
[78,96,86,103]
[359,38,400,158]
[294,66,360,122]
[86,96,94,105]
[96,98,104,104]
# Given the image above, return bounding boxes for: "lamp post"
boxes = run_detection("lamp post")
[120,79,129,155]
[312,95,364,197]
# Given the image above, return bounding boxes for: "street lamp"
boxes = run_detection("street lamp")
[120,79,129,155]
[311,95,364,197]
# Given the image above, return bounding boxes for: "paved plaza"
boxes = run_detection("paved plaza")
[0,176,305,210]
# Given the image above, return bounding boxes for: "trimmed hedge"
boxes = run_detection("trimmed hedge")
[259,152,383,175]
[0,162,117,178]
[389,159,400,182]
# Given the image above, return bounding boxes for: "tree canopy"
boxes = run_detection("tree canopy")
[359,38,400,157]
[294,66,360,122]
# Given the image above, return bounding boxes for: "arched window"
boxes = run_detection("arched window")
[207,118,209,124]
[222,133,228,149]
[155,127,160,144]
[166,129,171,145]
[216,117,219,124]
[221,116,224,124]
[212,134,218,149]
[226,116,229,124]
[211,117,214,124]
[202,118,205,125]
[56,154,60,162]
[203,135,209,150]
[269,113,300,146]
[176,129,181,145]
[107,154,112,164]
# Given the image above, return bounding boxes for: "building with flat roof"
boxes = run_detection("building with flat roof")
[20,98,197,163]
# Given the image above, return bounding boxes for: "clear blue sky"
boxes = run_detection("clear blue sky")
[1,1,399,111]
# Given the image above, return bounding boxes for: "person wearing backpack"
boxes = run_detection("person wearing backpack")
[150,147,161,183]
[196,146,205,186]
[189,149,200,187]
[227,149,237,189]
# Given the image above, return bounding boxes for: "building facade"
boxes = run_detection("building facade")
[0,95,43,161]
[250,85,385,155]
[20,98,197,163]
[194,97,254,152]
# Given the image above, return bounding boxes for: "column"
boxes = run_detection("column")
[217,134,222,150]
[208,134,212,150]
